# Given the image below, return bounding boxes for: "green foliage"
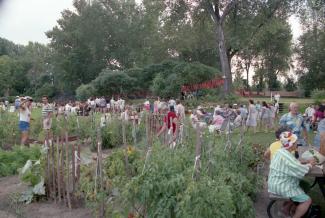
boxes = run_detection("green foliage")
[91,70,136,96]
[223,93,241,105]
[34,83,57,99]
[0,111,20,147]
[150,61,220,98]
[76,84,96,101]
[0,146,41,177]
[78,129,262,217]
[284,77,297,91]
[311,89,325,104]
[78,146,142,216]
[19,159,45,204]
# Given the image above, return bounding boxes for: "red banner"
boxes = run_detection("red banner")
[181,78,224,92]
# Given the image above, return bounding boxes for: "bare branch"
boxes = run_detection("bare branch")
[214,0,221,20]
[220,0,237,23]
[205,0,219,23]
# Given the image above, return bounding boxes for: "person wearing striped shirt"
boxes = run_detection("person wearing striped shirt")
[268,131,316,218]
[42,96,53,139]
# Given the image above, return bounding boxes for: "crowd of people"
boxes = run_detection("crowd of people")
[264,102,325,218]
[2,94,325,217]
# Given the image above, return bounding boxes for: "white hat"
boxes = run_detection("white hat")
[280,131,298,150]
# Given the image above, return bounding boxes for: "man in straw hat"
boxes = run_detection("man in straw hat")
[268,131,316,218]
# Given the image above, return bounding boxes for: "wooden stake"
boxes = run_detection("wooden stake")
[45,137,51,199]
[71,143,75,192]
[56,137,61,203]
[61,137,66,206]
[65,132,72,209]
[51,139,56,202]
[77,143,81,182]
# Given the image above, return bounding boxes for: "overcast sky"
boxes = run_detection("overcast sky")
[0,0,74,45]
[0,0,302,45]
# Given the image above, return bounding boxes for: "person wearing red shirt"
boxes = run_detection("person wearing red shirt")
[157,106,178,140]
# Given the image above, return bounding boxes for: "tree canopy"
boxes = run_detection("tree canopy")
[0,0,324,99]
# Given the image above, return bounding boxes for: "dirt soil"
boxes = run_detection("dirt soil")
[254,161,270,218]
[0,176,92,218]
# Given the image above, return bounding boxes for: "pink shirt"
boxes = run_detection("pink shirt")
[213,115,224,128]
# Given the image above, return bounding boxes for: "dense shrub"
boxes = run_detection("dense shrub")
[76,84,96,101]
[0,146,41,177]
[311,89,325,104]
[78,131,262,217]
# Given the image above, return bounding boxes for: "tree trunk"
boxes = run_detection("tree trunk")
[245,61,251,90]
[215,21,232,95]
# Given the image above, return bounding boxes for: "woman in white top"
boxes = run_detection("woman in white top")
[260,101,271,133]
[246,99,258,133]
[19,97,33,145]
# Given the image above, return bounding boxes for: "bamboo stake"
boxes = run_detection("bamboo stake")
[56,136,61,203]
[51,138,56,202]
[97,129,105,217]
[77,143,81,182]
[72,143,76,192]
[45,137,51,199]
[65,132,72,209]
[193,123,202,180]
[61,137,66,206]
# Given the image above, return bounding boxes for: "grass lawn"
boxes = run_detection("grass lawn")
[240,97,314,104]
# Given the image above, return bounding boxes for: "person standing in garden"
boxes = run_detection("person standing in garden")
[175,100,185,123]
[14,96,20,111]
[279,102,308,147]
[313,106,325,152]
[42,96,53,142]
[268,131,315,218]
[239,105,248,126]
[246,99,258,133]
[19,97,33,146]
[157,105,178,144]
[260,101,271,133]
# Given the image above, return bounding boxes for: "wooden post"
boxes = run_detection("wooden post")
[122,119,126,146]
[56,137,61,203]
[193,123,202,180]
[61,137,66,206]
[77,143,81,182]
[145,113,149,146]
[51,139,56,202]
[97,129,105,217]
[65,132,72,209]
[71,143,76,192]
[45,137,51,199]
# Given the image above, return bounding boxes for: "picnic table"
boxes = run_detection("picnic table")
[306,165,325,199]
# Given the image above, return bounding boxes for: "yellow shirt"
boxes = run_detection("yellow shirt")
[270,141,282,160]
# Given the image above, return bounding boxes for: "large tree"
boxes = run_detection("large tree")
[296,0,325,95]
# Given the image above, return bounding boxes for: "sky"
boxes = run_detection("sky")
[0,0,74,45]
[0,0,303,45]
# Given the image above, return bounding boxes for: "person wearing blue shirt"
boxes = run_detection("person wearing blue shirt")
[279,102,308,146]
[14,97,20,111]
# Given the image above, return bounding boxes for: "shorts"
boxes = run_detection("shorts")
[43,118,52,130]
[19,121,30,132]
[291,193,310,203]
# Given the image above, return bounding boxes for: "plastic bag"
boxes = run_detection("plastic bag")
[301,149,325,165]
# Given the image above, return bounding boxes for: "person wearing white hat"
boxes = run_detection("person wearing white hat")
[268,131,315,218]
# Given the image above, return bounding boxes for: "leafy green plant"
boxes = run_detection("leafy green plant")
[311,89,325,104]
[19,159,45,204]
[0,146,41,177]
